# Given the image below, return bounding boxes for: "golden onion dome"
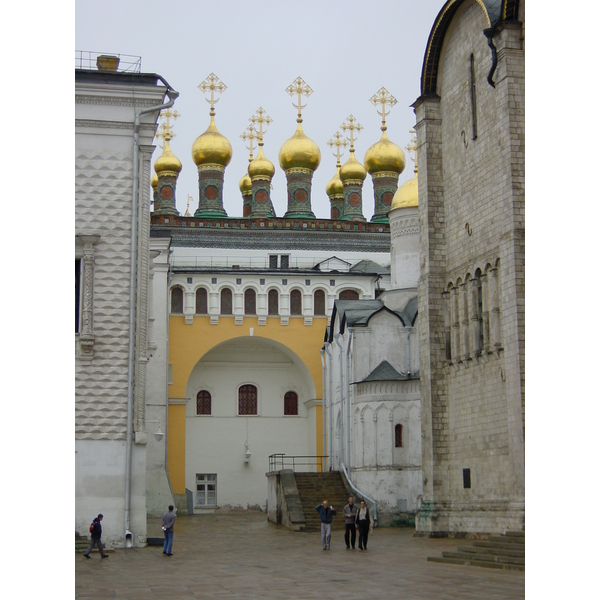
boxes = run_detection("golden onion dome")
[151,172,158,188]
[339,152,367,183]
[391,172,418,209]
[248,146,275,180]
[364,131,406,175]
[239,171,252,194]
[278,123,321,172]
[154,140,182,174]
[191,116,233,167]
[325,167,344,198]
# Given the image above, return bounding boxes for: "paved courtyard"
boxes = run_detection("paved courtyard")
[75,510,524,599]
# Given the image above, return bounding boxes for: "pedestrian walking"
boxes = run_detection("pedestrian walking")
[315,500,336,550]
[342,496,357,550]
[356,499,372,550]
[161,505,177,555]
[83,514,109,559]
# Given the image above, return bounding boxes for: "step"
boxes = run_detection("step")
[487,535,525,545]
[427,556,524,571]
[473,540,524,552]
[459,546,525,559]
[442,551,524,566]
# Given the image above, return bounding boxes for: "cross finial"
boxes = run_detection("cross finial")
[250,107,273,147]
[285,76,313,123]
[185,194,193,217]
[155,108,180,148]
[240,123,258,162]
[198,73,227,117]
[327,131,348,167]
[369,87,397,132]
[405,128,418,173]
[340,115,363,153]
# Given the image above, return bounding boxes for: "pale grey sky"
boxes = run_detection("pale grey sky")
[75,0,443,219]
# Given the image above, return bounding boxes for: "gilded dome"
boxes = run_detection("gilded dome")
[278,123,321,172]
[364,131,406,175]
[248,147,275,180]
[325,167,344,197]
[239,171,252,194]
[391,173,418,209]
[339,152,367,183]
[154,140,182,174]
[151,172,158,188]
[191,116,233,167]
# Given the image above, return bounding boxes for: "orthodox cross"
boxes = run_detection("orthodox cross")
[240,123,257,162]
[327,131,348,168]
[369,87,397,132]
[285,76,313,123]
[198,73,227,116]
[250,107,272,147]
[340,115,363,153]
[405,128,418,173]
[185,195,193,217]
[155,108,180,148]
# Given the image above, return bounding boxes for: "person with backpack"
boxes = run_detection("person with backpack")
[83,514,109,559]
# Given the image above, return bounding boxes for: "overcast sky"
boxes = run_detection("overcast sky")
[75,0,443,219]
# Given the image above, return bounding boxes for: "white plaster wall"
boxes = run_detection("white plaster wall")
[75,440,147,547]
[389,205,419,290]
[185,338,314,508]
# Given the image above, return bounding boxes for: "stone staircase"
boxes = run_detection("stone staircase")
[294,472,351,533]
[75,532,89,553]
[427,530,525,570]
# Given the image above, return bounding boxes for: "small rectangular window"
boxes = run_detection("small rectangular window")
[280,255,289,269]
[196,473,217,507]
[269,255,278,269]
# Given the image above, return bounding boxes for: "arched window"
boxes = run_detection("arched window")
[220,288,233,315]
[339,289,359,300]
[196,390,211,415]
[238,384,257,415]
[268,289,279,315]
[284,391,298,416]
[244,289,256,315]
[195,288,208,314]
[290,289,302,315]
[171,287,184,313]
[314,289,326,315]
[395,424,403,448]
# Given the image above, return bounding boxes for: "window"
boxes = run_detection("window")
[290,289,302,315]
[196,390,211,415]
[238,384,258,415]
[314,290,326,316]
[269,255,278,269]
[171,287,184,313]
[244,289,256,315]
[395,424,403,448]
[196,473,217,507]
[469,53,478,140]
[268,289,279,315]
[280,255,289,269]
[220,288,232,315]
[75,259,81,333]
[284,391,298,416]
[195,288,208,314]
[339,289,359,300]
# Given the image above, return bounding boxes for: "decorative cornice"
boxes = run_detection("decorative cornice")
[75,119,157,132]
[75,94,160,109]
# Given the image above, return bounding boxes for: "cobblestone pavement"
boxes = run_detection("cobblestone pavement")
[75,510,524,599]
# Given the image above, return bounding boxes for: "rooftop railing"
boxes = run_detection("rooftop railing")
[75,51,142,73]
[171,255,350,271]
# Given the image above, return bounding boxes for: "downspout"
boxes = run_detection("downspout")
[319,348,326,472]
[341,463,378,527]
[345,328,353,470]
[334,333,344,470]
[324,343,333,471]
[125,76,179,547]
[406,327,411,376]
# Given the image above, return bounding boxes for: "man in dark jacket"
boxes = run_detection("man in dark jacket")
[342,496,357,550]
[315,500,336,550]
[161,505,177,555]
[83,514,109,559]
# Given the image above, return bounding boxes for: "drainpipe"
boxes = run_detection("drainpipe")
[324,343,333,471]
[341,463,378,527]
[125,76,179,548]
[406,326,411,376]
[345,328,353,470]
[334,333,344,470]
[319,348,326,472]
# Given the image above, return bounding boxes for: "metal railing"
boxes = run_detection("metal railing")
[171,255,351,272]
[268,454,327,473]
[75,51,142,73]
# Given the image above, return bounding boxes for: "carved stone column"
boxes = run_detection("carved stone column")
[481,272,490,354]
[460,280,470,361]
[469,277,481,358]
[451,286,460,362]
[442,291,452,361]
[77,234,100,357]
[489,267,501,352]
